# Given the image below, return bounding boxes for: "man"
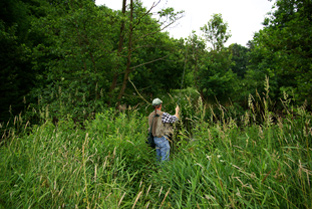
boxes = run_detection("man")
[148,98,180,161]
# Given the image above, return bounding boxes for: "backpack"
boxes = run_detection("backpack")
[146,114,159,148]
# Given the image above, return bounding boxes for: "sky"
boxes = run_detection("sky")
[95,0,275,47]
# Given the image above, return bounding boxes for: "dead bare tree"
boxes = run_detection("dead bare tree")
[109,0,184,108]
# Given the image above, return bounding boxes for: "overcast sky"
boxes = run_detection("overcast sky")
[95,0,275,46]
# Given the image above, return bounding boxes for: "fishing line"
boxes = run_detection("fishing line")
[180,45,187,90]
[177,17,192,105]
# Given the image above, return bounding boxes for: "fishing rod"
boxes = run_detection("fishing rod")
[177,17,192,106]
[177,37,189,106]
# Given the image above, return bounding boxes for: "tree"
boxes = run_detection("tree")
[197,49,238,103]
[0,0,45,123]
[116,0,134,106]
[108,0,184,107]
[26,0,185,121]
[196,15,238,103]
[28,0,120,121]
[108,0,127,104]
[249,0,312,104]
[228,43,249,78]
[184,31,206,90]
[200,13,231,51]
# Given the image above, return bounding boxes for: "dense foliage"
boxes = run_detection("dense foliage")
[1,93,311,208]
[248,0,312,104]
[1,0,312,207]
[0,0,311,124]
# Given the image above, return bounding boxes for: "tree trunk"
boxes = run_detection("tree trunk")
[108,0,127,105]
[116,0,133,108]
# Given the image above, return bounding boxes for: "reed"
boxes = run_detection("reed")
[0,87,311,208]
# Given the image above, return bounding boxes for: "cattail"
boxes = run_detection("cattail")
[158,186,163,197]
[160,187,171,208]
[146,184,152,197]
[118,192,126,207]
[94,164,97,182]
[132,191,142,209]
[105,193,112,200]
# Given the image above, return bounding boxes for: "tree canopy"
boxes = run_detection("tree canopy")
[1,0,311,124]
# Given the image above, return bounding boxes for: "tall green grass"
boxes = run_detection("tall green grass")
[1,90,311,208]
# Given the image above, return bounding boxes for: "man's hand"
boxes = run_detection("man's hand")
[175,105,180,119]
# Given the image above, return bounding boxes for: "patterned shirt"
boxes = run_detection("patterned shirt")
[162,112,178,124]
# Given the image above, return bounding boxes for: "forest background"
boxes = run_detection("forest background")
[0,0,311,124]
[0,0,312,208]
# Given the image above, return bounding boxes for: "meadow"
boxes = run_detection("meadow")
[0,93,311,209]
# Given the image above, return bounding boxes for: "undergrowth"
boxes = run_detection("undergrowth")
[0,88,311,208]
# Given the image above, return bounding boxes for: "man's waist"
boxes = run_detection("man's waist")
[154,135,170,139]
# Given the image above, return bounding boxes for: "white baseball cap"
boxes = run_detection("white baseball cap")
[152,98,163,106]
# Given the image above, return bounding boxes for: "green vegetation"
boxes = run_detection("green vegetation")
[1,88,311,208]
[1,0,311,124]
[1,0,312,208]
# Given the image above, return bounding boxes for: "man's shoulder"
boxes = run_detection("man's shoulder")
[162,112,173,117]
[148,110,163,117]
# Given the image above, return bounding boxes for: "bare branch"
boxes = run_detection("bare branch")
[128,77,150,105]
[130,55,168,71]
[132,14,183,45]
[133,0,161,30]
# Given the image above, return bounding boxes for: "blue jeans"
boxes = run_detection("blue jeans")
[154,136,170,162]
